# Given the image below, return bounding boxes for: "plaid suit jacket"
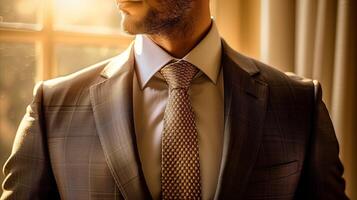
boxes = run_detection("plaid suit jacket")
[1,41,348,200]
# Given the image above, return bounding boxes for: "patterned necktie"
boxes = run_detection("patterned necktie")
[160,60,202,200]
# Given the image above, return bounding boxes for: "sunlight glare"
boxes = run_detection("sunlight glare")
[54,0,90,23]
[53,0,121,30]
[16,0,39,16]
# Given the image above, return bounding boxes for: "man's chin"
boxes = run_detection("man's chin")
[120,14,145,35]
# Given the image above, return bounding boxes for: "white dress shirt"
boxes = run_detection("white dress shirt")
[133,21,224,200]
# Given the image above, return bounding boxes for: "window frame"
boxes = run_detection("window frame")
[0,0,132,81]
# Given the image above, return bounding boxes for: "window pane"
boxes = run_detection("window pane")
[53,0,121,33]
[0,0,41,24]
[0,42,37,184]
[55,44,126,75]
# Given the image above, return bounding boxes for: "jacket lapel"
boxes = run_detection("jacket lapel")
[90,45,151,200]
[215,41,269,199]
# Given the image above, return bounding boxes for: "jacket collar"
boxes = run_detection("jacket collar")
[100,42,135,79]
[221,39,260,76]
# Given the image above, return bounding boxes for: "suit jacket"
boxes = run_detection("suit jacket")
[1,40,348,200]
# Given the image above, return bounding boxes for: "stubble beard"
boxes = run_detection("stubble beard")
[120,0,194,39]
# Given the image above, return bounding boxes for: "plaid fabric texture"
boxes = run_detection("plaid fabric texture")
[0,42,347,200]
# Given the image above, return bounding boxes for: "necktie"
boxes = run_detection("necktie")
[160,60,201,199]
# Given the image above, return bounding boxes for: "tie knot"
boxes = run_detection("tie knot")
[160,60,199,89]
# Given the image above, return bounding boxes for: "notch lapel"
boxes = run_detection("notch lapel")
[215,41,269,199]
[90,46,151,200]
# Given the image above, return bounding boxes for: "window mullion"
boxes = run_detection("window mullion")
[54,31,133,46]
[39,0,55,79]
[0,29,43,42]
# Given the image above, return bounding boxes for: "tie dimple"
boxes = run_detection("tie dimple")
[160,60,202,200]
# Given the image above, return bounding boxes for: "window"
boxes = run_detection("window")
[0,0,132,185]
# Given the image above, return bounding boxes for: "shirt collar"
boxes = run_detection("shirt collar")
[134,20,222,89]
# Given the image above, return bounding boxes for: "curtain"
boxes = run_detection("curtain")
[215,0,357,198]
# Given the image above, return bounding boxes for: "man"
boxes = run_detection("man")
[1,0,348,199]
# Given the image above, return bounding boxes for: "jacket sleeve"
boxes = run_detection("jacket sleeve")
[1,82,60,200]
[298,81,349,199]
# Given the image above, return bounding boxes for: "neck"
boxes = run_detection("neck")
[147,7,212,58]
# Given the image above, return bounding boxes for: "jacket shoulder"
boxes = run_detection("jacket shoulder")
[41,57,113,106]
[222,41,317,102]
[251,59,317,105]
[254,59,313,87]
[222,41,315,90]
